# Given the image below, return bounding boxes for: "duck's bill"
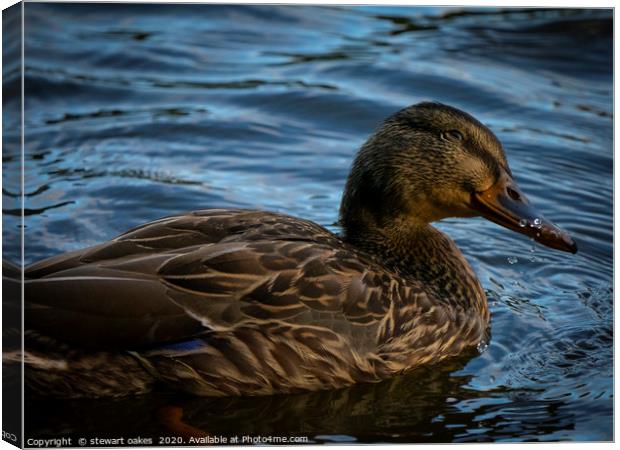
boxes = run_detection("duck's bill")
[470,176,577,254]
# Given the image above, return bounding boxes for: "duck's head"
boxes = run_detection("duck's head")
[340,102,577,253]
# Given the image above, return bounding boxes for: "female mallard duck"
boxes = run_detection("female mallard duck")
[18,102,576,398]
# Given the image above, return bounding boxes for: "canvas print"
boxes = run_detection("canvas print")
[1,2,613,446]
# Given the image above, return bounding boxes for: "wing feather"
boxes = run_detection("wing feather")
[25,209,397,351]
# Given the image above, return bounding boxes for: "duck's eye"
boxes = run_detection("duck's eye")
[441,130,464,142]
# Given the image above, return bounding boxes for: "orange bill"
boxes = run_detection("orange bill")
[470,174,577,254]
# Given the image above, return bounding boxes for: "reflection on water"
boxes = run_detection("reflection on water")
[3,3,612,443]
[27,351,589,443]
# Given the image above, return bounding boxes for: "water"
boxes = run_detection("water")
[3,3,612,443]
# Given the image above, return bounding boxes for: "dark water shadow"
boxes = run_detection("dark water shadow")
[24,349,579,443]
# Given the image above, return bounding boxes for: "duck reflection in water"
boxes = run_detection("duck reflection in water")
[26,348,578,442]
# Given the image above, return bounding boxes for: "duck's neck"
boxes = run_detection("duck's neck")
[343,218,487,313]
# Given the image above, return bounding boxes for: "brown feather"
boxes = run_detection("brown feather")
[18,103,507,397]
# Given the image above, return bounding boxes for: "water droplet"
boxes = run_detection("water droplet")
[446,397,458,403]
[533,218,542,229]
[507,256,518,264]
[518,219,528,227]
[477,340,489,353]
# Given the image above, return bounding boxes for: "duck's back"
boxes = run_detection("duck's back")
[25,211,393,353]
[21,209,483,397]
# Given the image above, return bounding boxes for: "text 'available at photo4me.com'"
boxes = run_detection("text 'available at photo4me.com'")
[24,435,311,447]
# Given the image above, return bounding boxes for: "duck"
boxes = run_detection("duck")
[14,102,577,398]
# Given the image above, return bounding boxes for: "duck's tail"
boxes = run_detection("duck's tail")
[4,331,157,398]
[3,258,164,398]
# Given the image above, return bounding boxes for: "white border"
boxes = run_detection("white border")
[0,1,615,450]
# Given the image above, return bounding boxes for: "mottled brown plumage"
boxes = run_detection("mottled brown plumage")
[15,102,576,397]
